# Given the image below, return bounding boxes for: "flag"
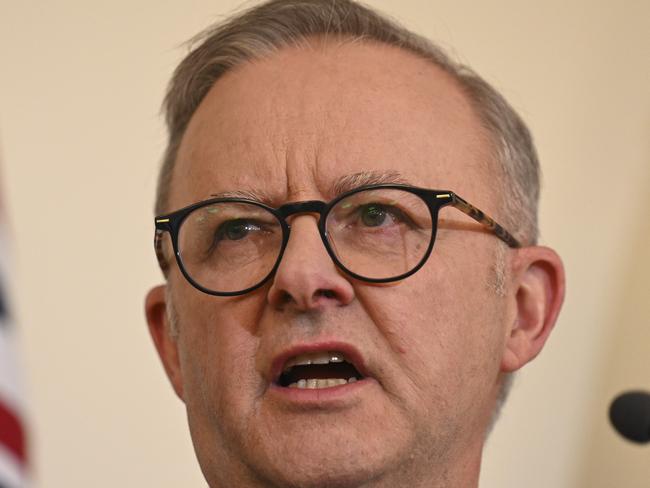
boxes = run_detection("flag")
[0,289,28,487]
[0,145,28,486]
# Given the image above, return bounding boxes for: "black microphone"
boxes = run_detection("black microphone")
[609,391,650,444]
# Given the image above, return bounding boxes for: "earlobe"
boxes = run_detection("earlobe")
[145,285,185,401]
[501,246,566,373]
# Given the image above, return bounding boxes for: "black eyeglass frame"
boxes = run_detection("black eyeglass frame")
[153,184,521,296]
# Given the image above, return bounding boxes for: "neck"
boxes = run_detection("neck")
[383,440,483,488]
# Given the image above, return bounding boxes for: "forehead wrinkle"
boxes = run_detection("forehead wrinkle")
[281,113,328,201]
[208,170,412,206]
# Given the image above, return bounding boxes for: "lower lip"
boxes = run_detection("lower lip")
[267,378,375,407]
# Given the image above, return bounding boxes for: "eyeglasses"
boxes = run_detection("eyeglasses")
[153,184,520,296]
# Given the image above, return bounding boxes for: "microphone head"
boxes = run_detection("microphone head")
[609,391,650,444]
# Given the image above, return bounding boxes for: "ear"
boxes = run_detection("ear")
[501,246,566,372]
[145,285,185,401]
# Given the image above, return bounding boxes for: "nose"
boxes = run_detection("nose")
[267,215,355,311]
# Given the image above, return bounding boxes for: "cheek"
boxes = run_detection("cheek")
[357,251,505,393]
[175,291,266,422]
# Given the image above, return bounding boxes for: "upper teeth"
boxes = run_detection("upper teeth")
[283,351,346,372]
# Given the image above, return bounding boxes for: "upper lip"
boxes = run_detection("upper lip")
[268,341,370,384]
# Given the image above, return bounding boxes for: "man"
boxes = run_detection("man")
[145,0,565,486]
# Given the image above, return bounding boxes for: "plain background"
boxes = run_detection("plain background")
[0,0,649,486]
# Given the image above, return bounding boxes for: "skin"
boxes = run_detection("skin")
[145,39,565,488]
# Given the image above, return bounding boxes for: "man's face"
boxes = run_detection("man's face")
[160,41,514,487]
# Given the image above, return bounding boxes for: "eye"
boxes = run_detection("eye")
[360,204,390,227]
[357,203,409,228]
[216,219,261,241]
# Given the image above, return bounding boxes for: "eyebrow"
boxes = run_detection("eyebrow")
[209,170,412,205]
[209,188,276,205]
[330,170,412,196]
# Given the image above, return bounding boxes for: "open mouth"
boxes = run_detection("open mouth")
[277,351,364,389]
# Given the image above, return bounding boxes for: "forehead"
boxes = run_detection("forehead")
[171,40,495,208]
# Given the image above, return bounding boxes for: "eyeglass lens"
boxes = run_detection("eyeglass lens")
[177,188,434,294]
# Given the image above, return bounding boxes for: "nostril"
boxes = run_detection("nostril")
[317,289,337,299]
[277,290,293,306]
[277,289,336,307]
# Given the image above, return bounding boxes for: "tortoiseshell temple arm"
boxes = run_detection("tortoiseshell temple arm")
[154,223,171,275]
[448,193,521,248]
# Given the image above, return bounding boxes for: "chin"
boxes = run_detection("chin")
[212,419,413,488]
[250,448,392,488]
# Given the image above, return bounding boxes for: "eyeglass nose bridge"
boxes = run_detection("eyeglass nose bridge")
[277,200,328,220]
[274,199,334,270]
[276,200,330,250]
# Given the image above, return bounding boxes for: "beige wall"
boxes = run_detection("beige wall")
[0,0,648,486]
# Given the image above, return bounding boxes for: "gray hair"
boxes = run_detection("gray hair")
[156,0,540,244]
